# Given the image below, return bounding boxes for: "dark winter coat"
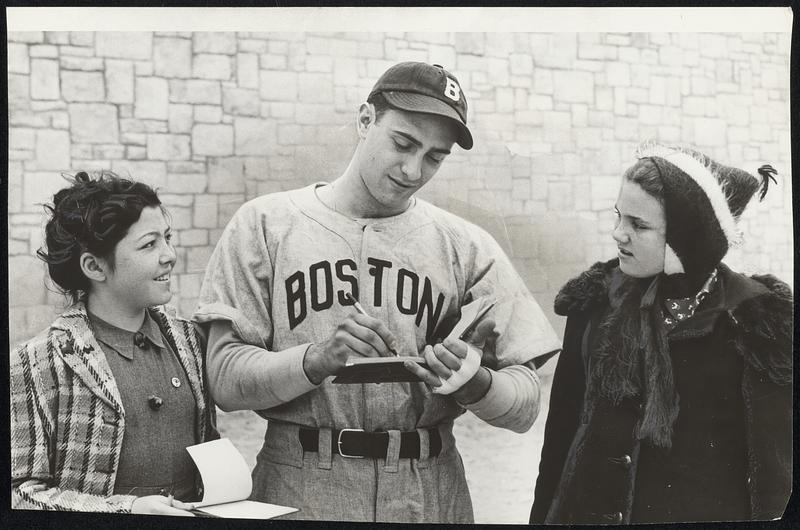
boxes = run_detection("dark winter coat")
[531,259,792,524]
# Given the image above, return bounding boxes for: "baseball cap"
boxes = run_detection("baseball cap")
[368,62,473,150]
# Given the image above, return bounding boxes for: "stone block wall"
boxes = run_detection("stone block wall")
[8,31,792,347]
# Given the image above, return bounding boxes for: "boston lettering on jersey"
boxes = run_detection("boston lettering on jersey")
[285,257,446,339]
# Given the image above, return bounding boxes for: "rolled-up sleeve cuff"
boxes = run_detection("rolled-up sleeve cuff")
[271,343,320,402]
[459,369,517,422]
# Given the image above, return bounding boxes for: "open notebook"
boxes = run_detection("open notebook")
[186,438,297,519]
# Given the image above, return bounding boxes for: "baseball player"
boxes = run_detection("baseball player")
[194,62,560,523]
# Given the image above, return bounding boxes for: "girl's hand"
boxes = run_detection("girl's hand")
[131,495,196,516]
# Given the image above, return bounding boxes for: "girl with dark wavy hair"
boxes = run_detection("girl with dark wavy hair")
[530,145,791,524]
[11,171,217,515]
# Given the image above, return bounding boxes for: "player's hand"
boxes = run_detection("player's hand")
[303,314,398,384]
[403,318,496,398]
[130,495,196,516]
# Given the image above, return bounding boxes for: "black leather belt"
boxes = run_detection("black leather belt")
[299,427,442,459]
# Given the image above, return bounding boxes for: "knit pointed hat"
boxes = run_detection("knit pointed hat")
[634,143,777,279]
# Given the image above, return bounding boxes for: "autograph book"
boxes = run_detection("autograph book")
[332,298,497,384]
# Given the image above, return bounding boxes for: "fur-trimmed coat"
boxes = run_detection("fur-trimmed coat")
[531,260,792,524]
[11,303,218,513]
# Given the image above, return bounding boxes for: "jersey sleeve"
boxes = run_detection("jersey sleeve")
[458,225,561,369]
[194,201,277,349]
[193,201,319,411]
[442,221,560,432]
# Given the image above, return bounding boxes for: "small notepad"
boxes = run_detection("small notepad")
[332,298,496,385]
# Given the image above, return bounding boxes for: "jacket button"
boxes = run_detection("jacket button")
[603,512,623,523]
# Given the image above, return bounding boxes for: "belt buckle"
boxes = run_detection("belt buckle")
[337,428,365,459]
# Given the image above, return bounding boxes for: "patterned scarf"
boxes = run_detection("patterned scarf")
[663,268,719,331]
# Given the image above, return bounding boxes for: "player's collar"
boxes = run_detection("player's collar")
[291,183,427,231]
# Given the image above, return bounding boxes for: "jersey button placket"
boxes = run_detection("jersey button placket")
[359,225,375,434]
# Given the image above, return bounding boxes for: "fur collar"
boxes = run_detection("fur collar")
[556,259,793,385]
[554,259,620,316]
[730,272,793,385]
[554,259,791,318]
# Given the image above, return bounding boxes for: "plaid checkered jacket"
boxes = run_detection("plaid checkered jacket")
[11,302,217,512]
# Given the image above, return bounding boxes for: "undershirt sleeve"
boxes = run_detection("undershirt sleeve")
[205,320,319,411]
[458,361,540,433]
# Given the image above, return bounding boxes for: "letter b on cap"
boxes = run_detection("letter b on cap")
[444,78,461,102]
